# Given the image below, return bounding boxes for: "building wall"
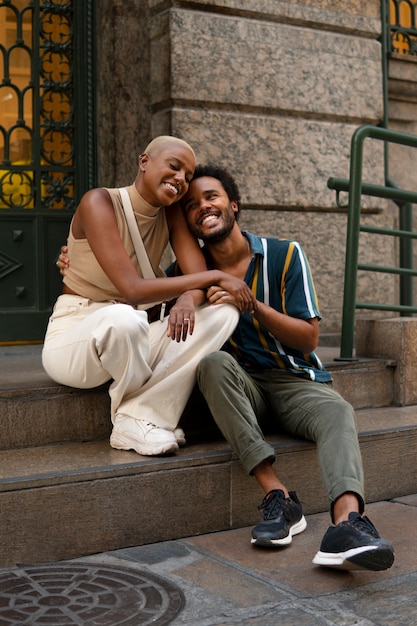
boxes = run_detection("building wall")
[95,0,399,335]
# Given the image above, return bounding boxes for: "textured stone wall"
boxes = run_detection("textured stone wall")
[95,0,152,186]
[96,0,399,334]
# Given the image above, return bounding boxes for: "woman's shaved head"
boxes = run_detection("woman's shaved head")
[143,136,195,160]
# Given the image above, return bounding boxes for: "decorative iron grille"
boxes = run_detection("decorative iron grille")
[0,0,94,211]
[38,0,75,210]
[0,0,95,342]
[389,0,417,56]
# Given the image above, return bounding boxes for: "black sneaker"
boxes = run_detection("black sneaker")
[251,489,307,548]
[313,512,394,571]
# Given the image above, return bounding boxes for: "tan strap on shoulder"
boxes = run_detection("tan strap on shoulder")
[119,187,156,279]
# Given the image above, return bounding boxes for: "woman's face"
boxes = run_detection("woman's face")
[138,144,195,207]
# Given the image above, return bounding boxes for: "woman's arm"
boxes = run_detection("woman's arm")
[74,188,256,312]
[166,202,207,273]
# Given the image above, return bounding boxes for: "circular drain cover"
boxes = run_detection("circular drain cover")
[0,562,185,625]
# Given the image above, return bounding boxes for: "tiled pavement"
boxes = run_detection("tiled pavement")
[5,494,410,626]
[95,495,417,625]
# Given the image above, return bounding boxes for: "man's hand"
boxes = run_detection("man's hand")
[167,292,197,342]
[206,285,236,307]
[56,245,70,276]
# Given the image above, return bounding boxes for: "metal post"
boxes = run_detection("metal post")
[338,126,368,360]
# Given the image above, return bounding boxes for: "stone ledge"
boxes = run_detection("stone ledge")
[356,317,417,406]
[1,407,416,566]
[150,0,381,38]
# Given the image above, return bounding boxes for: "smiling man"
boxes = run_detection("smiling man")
[177,163,394,572]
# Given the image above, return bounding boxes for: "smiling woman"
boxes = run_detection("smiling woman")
[136,137,195,207]
[42,134,256,459]
[61,136,204,306]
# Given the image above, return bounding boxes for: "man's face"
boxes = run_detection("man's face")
[139,144,195,207]
[183,176,238,244]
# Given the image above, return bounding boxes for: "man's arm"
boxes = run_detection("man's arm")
[206,237,320,354]
[206,285,318,354]
[253,239,320,353]
[250,303,319,353]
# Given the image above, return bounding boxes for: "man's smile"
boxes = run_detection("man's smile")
[198,212,221,226]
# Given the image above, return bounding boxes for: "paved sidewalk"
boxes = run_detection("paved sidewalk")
[74,495,417,625]
[0,497,415,625]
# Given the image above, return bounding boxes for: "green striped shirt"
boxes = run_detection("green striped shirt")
[222,232,331,382]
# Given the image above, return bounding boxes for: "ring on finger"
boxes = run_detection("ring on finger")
[183,317,190,322]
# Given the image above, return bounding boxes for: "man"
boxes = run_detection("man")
[44,137,255,457]
[176,163,394,572]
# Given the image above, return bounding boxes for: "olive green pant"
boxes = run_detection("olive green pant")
[197,351,365,515]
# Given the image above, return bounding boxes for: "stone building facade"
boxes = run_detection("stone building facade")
[95,0,416,336]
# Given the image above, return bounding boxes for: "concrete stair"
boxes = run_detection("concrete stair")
[0,331,416,567]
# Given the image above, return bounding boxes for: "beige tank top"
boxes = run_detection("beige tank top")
[63,184,169,307]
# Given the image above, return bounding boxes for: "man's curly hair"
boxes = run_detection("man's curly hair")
[192,164,241,216]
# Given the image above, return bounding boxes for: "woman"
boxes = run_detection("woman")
[43,136,255,456]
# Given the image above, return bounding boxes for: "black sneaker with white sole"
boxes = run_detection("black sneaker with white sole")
[313,512,394,571]
[251,489,307,548]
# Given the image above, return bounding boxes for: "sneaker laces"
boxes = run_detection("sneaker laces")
[142,421,158,429]
[348,513,380,539]
[258,490,287,520]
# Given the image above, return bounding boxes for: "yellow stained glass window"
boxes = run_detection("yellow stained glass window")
[390,0,417,55]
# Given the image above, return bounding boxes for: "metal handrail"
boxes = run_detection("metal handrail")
[328,125,417,360]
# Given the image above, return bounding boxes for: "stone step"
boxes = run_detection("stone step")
[0,345,396,450]
[319,346,396,409]
[0,404,416,567]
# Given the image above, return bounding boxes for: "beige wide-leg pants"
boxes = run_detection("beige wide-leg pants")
[42,295,239,430]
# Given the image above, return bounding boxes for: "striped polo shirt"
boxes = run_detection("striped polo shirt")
[221,231,331,382]
[167,230,331,383]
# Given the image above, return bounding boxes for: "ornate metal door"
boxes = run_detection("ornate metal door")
[0,0,95,342]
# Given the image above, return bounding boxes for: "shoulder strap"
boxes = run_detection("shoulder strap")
[119,187,156,279]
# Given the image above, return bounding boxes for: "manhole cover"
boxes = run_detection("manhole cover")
[0,562,185,625]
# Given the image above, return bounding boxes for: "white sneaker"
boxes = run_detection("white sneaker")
[110,414,179,456]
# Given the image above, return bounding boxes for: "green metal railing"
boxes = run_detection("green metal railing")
[328,125,417,360]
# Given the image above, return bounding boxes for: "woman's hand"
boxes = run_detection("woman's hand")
[206,285,255,313]
[56,245,69,276]
[215,274,256,314]
[167,292,197,342]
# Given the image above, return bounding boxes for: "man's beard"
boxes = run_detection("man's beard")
[188,206,235,244]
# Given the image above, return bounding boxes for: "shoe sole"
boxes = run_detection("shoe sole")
[251,515,307,548]
[110,433,179,456]
[312,545,395,571]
